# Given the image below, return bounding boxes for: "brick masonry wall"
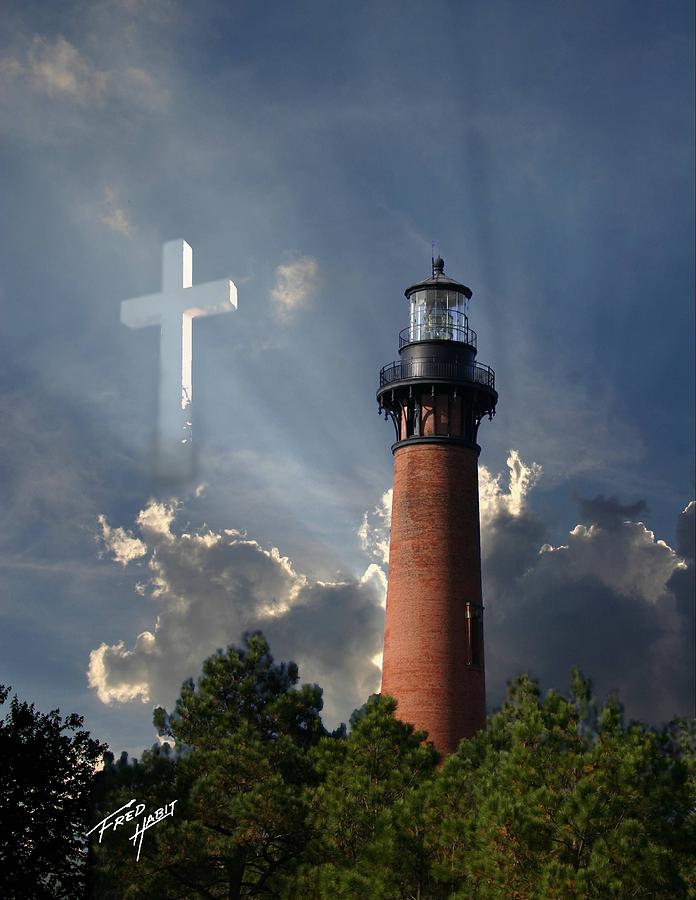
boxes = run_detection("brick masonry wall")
[381,441,486,755]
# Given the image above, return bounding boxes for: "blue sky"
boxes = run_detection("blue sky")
[0,0,693,755]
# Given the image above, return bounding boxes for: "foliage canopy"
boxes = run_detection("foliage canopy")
[0,684,106,899]
[89,636,696,898]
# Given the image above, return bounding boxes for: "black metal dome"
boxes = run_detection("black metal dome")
[404,256,473,300]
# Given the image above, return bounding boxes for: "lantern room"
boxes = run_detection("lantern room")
[403,256,474,346]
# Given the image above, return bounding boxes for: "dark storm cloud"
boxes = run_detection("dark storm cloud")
[264,577,385,726]
[484,491,694,724]
[665,502,695,715]
[480,509,547,601]
[675,501,695,563]
[576,494,648,530]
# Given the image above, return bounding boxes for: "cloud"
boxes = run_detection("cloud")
[0,33,167,119]
[270,257,318,320]
[477,460,693,723]
[88,632,156,703]
[88,500,384,727]
[0,57,23,80]
[27,35,106,102]
[676,501,695,562]
[119,66,170,112]
[88,450,693,737]
[576,495,648,530]
[665,501,695,709]
[136,499,177,540]
[357,452,544,566]
[479,449,543,529]
[100,186,134,237]
[97,514,147,566]
[358,489,392,565]
[486,509,692,723]
[358,450,693,725]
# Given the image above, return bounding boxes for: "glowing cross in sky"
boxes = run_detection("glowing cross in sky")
[121,239,237,479]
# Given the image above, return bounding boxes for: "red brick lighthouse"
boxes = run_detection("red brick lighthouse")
[377,257,497,755]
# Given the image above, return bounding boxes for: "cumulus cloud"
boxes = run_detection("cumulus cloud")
[136,499,177,540]
[358,489,392,565]
[89,500,384,727]
[477,459,693,723]
[479,449,543,525]
[100,186,134,237]
[485,504,693,723]
[97,514,147,567]
[89,454,693,734]
[270,257,318,320]
[359,449,693,725]
[88,632,156,703]
[357,450,544,565]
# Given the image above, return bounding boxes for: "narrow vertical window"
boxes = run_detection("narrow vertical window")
[400,401,408,440]
[435,392,449,434]
[465,603,483,667]
[420,397,434,435]
[412,399,421,437]
[450,395,462,436]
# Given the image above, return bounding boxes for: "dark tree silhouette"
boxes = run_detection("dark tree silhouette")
[0,684,106,899]
[90,632,334,899]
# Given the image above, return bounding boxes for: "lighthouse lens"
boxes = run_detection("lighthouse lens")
[409,289,468,342]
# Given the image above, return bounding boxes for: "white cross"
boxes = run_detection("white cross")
[121,239,237,479]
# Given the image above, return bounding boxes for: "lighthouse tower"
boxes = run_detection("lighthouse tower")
[377,257,497,755]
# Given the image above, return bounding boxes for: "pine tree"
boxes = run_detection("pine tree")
[290,694,439,899]
[90,643,696,899]
[90,633,330,899]
[423,670,694,898]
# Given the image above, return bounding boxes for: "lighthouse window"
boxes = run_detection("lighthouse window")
[421,397,435,435]
[471,614,482,667]
[409,289,468,342]
[450,395,462,435]
[435,393,449,434]
[465,603,483,667]
[412,400,421,436]
[400,402,409,441]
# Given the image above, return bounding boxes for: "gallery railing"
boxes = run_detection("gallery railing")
[379,358,496,390]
